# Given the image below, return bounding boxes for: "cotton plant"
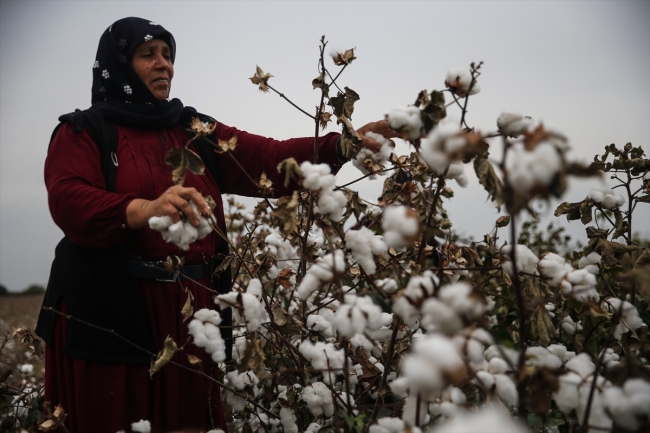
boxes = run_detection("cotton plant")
[353,131,394,177]
[444,67,481,98]
[300,161,347,222]
[187,308,226,363]
[419,122,469,187]
[344,226,387,274]
[381,205,419,250]
[215,278,269,332]
[587,187,625,210]
[148,201,212,250]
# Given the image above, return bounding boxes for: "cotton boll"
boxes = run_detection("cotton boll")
[402,395,429,427]
[494,374,518,407]
[564,269,598,302]
[497,112,534,138]
[433,406,526,433]
[279,407,298,433]
[603,298,646,339]
[376,278,399,294]
[560,315,582,335]
[299,340,346,384]
[345,227,387,274]
[131,420,151,433]
[353,132,394,177]
[553,372,581,414]
[297,250,345,300]
[306,314,334,338]
[578,252,601,275]
[369,417,406,433]
[604,379,650,430]
[475,371,495,389]
[387,106,423,140]
[188,309,226,363]
[538,253,572,287]
[445,68,480,98]
[587,188,625,210]
[547,344,575,363]
[148,202,212,250]
[565,353,595,378]
[525,346,562,369]
[419,123,469,188]
[501,244,539,275]
[381,205,419,250]
[506,143,562,195]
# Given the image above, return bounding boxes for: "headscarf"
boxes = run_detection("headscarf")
[88,17,197,128]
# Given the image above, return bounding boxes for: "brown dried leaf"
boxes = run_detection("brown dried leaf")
[474,157,504,211]
[329,87,360,120]
[189,117,216,138]
[270,191,300,237]
[249,65,273,92]
[39,420,56,432]
[181,290,194,323]
[239,338,267,378]
[277,157,303,188]
[215,136,238,154]
[318,103,332,130]
[272,305,306,334]
[496,216,510,228]
[354,347,382,383]
[278,268,295,289]
[166,147,206,186]
[331,48,356,66]
[187,354,202,365]
[257,172,274,195]
[150,335,178,377]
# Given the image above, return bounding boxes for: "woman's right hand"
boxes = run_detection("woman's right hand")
[125,185,212,229]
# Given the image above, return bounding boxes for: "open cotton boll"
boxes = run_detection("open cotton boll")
[433,406,526,433]
[333,294,383,337]
[345,227,387,274]
[381,205,419,250]
[402,395,430,427]
[603,378,650,431]
[445,68,480,98]
[299,340,346,384]
[560,315,582,335]
[587,187,625,209]
[297,250,345,300]
[279,407,298,433]
[506,143,562,195]
[188,309,226,363]
[353,131,394,177]
[131,420,151,433]
[497,112,534,138]
[393,271,439,328]
[494,374,518,408]
[265,233,300,270]
[306,314,335,338]
[525,346,562,369]
[224,371,260,411]
[578,252,601,275]
[419,123,469,188]
[564,269,598,302]
[547,344,575,363]
[387,106,423,140]
[369,417,406,433]
[148,202,212,250]
[603,298,646,339]
[501,244,539,275]
[301,382,335,417]
[538,253,572,287]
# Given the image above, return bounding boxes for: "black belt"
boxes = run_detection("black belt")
[127,258,207,283]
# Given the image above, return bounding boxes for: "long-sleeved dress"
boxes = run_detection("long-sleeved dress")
[43,119,341,432]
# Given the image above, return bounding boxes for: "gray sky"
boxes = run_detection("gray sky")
[1,0,648,292]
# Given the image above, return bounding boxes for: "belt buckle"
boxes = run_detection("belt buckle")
[156,271,179,283]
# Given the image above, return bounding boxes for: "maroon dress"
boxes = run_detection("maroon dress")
[44,120,341,432]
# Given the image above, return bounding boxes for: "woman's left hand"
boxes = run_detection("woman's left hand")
[356,120,397,152]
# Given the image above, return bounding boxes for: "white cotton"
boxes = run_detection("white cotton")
[265,232,300,271]
[564,269,599,302]
[387,106,423,140]
[131,420,151,433]
[148,202,212,250]
[353,131,394,177]
[475,371,495,389]
[603,378,650,430]
[525,346,562,369]
[433,406,526,433]
[587,187,625,210]
[565,353,595,378]
[333,294,383,337]
[299,340,346,384]
[381,205,419,250]
[497,112,534,138]
[402,395,430,427]
[494,374,518,408]
[392,271,439,328]
[188,309,226,363]
[547,344,575,363]
[297,250,345,300]
[301,161,346,221]
[538,253,572,287]
[484,344,519,367]
[279,407,298,433]
[420,282,486,335]
[604,298,646,339]
[445,68,481,97]
[376,278,399,294]
[19,364,33,374]
[553,372,581,414]
[600,348,620,368]
[306,314,334,338]
[560,315,582,335]
[302,382,335,417]
[501,244,539,275]
[419,123,469,187]
[345,227,387,274]
[369,417,405,433]
[506,143,562,195]
[578,252,601,275]
[215,280,269,332]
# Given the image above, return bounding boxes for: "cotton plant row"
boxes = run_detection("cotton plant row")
[133,45,650,433]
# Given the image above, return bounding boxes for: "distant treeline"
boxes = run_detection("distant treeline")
[0,283,46,296]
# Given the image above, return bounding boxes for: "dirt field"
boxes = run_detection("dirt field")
[0,294,45,388]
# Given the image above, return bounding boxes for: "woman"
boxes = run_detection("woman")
[36,17,393,432]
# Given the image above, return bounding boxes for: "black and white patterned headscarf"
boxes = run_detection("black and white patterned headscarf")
[89,17,195,128]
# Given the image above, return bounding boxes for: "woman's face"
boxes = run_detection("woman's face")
[132,38,174,101]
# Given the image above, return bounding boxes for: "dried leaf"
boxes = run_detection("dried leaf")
[531,305,555,347]
[39,420,56,432]
[474,157,504,210]
[354,347,382,383]
[329,87,360,120]
[249,65,273,92]
[166,147,206,186]
[278,268,295,289]
[181,290,194,323]
[257,172,274,195]
[277,157,302,188]
[331,48,356,66]
[496,216,510,228]
[150,335,178,377]
[318,103,333,130]
[189,117,216,138]
[164,255,185,272]
[187,354,202,365]
[270,191,300,237]
[215,136,238,154]
[239,338,267,378]
[272,305,306,334]
[343,188,367,221]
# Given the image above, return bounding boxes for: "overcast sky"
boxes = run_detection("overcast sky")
[1,0,648,292]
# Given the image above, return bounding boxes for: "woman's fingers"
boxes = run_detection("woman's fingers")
[356,120,399,153]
